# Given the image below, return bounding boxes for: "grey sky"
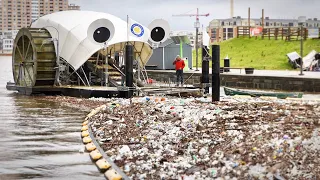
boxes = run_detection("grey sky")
[69,0,320,31]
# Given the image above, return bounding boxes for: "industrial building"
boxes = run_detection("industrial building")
[68,3,80,11]
[146,38,193,70]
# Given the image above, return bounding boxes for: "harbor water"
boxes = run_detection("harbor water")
[0,56,103,179]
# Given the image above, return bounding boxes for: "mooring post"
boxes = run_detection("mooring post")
[212,45,220,102]
[202,46,209,94]
[125,44,134,98]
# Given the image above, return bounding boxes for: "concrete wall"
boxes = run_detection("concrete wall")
[146,70,320,92]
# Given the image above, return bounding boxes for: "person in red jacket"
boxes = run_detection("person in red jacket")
[173,55,185,86]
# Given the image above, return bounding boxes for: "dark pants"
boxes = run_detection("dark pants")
[176,69,183,84]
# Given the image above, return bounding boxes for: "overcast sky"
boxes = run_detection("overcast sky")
[69,0,320,31]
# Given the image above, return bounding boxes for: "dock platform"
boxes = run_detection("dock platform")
[6,82,202,98]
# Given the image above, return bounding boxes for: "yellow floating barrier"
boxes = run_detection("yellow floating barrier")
[96,158,111,171]
[82,120,89,126]
[81,130,89,137]
[286,97,304,101]
[90,149,102,161]
[234,95,252,99]
[260,96,277,100]
[83,136,92,144]
[104,169,122,180]
[81,125,88,131]
[85,142,96,152]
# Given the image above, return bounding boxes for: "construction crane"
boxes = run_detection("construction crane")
[173,8,209,71]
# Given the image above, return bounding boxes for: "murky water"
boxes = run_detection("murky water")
[0,56,103,179]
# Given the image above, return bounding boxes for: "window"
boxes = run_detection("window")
[266,22,269,26]
[221,21,224,26]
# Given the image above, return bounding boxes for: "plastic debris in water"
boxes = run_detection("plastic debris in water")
[283,135,290,139]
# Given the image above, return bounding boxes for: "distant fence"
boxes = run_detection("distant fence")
[236,26,318,41]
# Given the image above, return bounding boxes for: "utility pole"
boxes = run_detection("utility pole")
[173,8,209,71]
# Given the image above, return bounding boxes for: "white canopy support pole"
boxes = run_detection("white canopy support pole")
[137,56,141,80]
[80,66,90,86]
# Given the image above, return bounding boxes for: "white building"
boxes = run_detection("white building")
[170,30,203,49]
[0,30,18,53]
[3,38,13,52]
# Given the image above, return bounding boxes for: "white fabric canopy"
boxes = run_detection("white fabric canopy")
[31,11,153,70]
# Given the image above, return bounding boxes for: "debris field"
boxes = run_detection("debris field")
[86,96,320,179]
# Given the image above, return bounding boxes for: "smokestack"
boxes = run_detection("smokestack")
[230,0,234,18]
[262,9,264,28]
[248,7,251,38]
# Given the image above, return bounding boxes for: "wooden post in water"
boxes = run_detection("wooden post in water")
[125,45,133,98]
[212,45,220,102]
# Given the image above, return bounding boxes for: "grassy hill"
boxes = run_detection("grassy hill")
[192,37,320,70]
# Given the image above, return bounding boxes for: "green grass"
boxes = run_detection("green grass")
[192,37,320,70]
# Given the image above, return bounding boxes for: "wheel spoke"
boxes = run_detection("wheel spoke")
[22,33,25,60]
[22,65,28,86]
[16,65,22,85]
[24,65,34,86]
[14,41,24,62]
[14,62,33,66]
[24,40,31,60]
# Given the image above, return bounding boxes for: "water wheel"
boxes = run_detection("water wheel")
[12,28,57,88]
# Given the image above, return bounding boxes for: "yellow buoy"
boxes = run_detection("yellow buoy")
[81,130,89,137]
[83,136,92,144]
[85,142,96,152]
[104,169,122,180]
[234,95,252,99]
[260,96,277,100]
[82,120,89,126]
[96,158,111,171]
[81,125,88,131]
[90,149,102,161]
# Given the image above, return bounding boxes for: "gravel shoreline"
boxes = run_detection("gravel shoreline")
[42,95,320,179]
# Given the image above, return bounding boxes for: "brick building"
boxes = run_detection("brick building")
[208,16,320,43]
[0,0,79,53]
[0,0,79,31]
[0,0,32,31]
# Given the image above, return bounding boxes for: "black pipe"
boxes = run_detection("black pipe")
[125,45,133,98]
[202,46,209,94]
[212,45,220,102]
[115,52,120,67]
